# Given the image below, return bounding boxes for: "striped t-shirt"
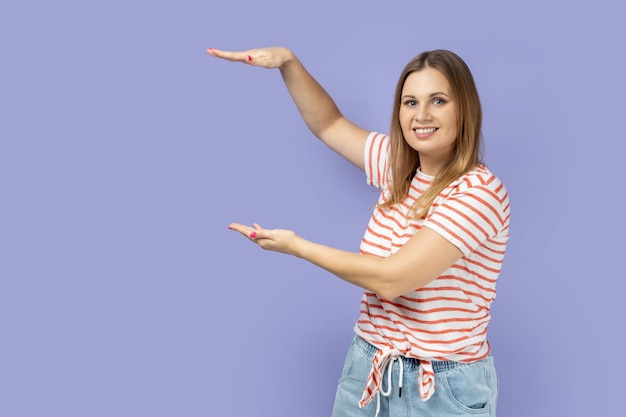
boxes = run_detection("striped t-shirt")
[355,132,510,407]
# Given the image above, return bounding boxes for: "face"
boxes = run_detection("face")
[398,67,458,174]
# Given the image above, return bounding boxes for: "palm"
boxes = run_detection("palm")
[206,47,289,69]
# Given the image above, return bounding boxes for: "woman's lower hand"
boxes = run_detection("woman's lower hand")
[228,222,300,256]
[206,47,293,69]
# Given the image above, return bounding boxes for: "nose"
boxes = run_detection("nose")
[414,104,431,122]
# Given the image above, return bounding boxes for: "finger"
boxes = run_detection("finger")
[251,223,268,239]
[241,223,268,240]
[206,48,251,64]
[228,222,257,238]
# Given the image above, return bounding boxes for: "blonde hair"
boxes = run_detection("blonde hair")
[381,50,483,218]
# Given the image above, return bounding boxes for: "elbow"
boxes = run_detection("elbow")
[374,275,407,300]
[369,263,406,300]
[373,267,431,300]
[376,286,405,301]
[315,116,344,143]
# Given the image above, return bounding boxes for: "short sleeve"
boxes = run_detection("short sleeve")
[423,173,510,255]
[364,132,390,189]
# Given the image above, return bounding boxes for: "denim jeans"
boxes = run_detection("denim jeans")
[332,335,498,417]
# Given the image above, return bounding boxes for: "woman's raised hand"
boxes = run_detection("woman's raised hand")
[206,47,293,69]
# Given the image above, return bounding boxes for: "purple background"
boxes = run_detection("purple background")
[2,1,624,416]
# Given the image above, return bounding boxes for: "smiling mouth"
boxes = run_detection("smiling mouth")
[413,127,438,134]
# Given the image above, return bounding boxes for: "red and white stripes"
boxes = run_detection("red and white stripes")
[356,132,510,406]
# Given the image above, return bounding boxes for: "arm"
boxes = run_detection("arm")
[229,223,463,300]
[207,47,369,170]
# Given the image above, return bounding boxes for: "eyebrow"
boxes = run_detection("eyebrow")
[401,92,450,99]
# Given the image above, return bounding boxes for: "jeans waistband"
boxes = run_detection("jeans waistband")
[354,335,468,373]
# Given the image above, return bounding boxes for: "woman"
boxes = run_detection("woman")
[207,46,510,417]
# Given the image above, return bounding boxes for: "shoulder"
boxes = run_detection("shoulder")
[424,165,510,254]
[449,165,509,204]
[432,165,510,229]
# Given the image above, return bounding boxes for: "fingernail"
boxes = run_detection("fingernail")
[247,55,252,62]
[207,47,215,50]
[228,226,232,230]
[250,232,257,238]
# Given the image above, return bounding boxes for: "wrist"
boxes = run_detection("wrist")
[279,48,297,69]
[290,234,307,258]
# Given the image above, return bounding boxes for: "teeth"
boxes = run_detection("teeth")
[414,128,437,134]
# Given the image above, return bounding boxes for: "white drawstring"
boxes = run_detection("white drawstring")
[374,357,404,417]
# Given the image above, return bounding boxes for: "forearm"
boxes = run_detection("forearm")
[291,236,398,299]
[279,51,344,139]
[229,223,462,299]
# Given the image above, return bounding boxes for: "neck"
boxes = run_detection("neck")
[418,157,444,176]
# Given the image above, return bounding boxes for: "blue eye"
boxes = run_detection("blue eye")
[404,99,416,106]
[433,98,446,105]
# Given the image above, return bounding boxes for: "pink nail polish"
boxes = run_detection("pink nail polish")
[250,232,257,238]
[228,226,232,230]
[247,55,252,62]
